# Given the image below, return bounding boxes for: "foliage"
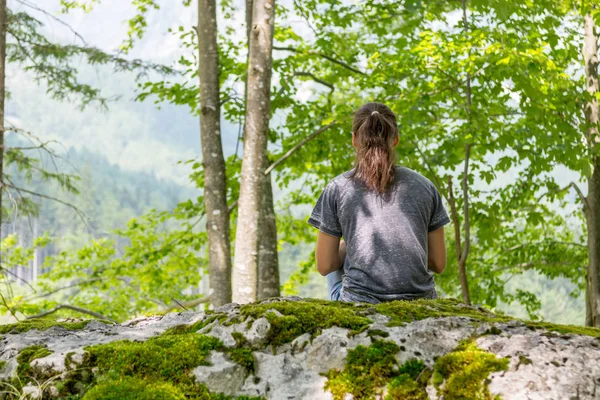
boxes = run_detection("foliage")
[6,0,596,330]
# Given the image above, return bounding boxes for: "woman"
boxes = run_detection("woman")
[308,102,449,303]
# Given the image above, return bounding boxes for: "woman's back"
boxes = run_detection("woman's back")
[309,165,449,303]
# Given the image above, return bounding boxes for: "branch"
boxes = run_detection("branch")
[494,260,574,272]
[410,139,446,198]
[570,182,589,211]
[162,297,209,312]
[4,183,90,231]
[273,46,366,75]
[23,278,103,301]
[26,304,116,323]
[1,267,37,292]
[0,291,20,321]
[264,122,337,175]
[504,241,587,252]
[14,0,88,45]
[227,123,337,214]
[293,71,334,91]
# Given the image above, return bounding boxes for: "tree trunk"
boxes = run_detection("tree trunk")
[245,0,280,300]
[584,12,600,327]
[198,0,232,307]
[457,0,472,305]
[233,0,275,304]
[258,158,280,299]
[0,0,6,255]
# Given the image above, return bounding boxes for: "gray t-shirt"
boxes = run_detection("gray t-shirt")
[308,166,450,304]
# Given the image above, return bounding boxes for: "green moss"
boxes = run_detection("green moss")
[366,329,390,339]
[79,332,262,399]
[227,347,255,375]
[518,355,532,368]
[385,374,428,400]
[82,377,186,400]
[0,319,92,334]
[240,299,372,348]
[16,345,53,381]
[163,316,219,335]
[0,360,6,371]
[375,298,511,327]
[526,321,600,337]
[324,340,432,400]
[226,332,255,374]
[324,340,400,399]
[86,334,222,385]
[485,326,502,335]
[433,339,509,400]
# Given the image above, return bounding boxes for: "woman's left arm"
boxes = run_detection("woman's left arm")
[316,232,345,276]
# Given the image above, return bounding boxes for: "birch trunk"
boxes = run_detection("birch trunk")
[584,12,600,327]
[198,0,232,306]
[233,0,275,303]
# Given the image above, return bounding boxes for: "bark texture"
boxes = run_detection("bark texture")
[584,13,600,327]
[233,0,275,303]
[258,159,280,299]
[198,0,232,307]
[245,0,280,300]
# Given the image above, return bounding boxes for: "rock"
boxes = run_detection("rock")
[1,297,599,399]
[193,351,246,395]
[246,317,271,347]
[21,383,41,399]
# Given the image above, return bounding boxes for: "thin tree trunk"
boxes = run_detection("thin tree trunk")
[233,0,275,304]
[198,0,232,307]
[584,12,600,327]
[457,0,472,305]
[447,176,470,304]
[258,157,280,299]
[0,0,6,258]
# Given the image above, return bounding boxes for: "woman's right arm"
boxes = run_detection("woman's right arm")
[427,226,447,274]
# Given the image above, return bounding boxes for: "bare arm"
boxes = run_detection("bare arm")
[316,232,345,276]
[427,227,447,274]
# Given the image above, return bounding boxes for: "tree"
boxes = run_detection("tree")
[583,8,600,327]
[232,0,276,303]
[0,1,175,319]
[197,0,232,307]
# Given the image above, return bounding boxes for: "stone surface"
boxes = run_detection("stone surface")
[1,298,599,399]
[193,351,247,395]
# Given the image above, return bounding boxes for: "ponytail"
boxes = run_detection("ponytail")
[351,103,399,193]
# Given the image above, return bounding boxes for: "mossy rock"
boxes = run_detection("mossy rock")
[16,345,53,381]
[433,339,509,400]
[239,299,372,348]
[82,377,187,400]
[324,340,431,400]
[0,319,92,334]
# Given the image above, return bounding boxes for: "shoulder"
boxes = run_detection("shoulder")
[395,166,436,191]
[326,170,355,190]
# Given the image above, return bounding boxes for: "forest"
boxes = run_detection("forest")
[0,0,599,333]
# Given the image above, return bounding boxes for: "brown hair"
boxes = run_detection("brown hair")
[351,102,399,193]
